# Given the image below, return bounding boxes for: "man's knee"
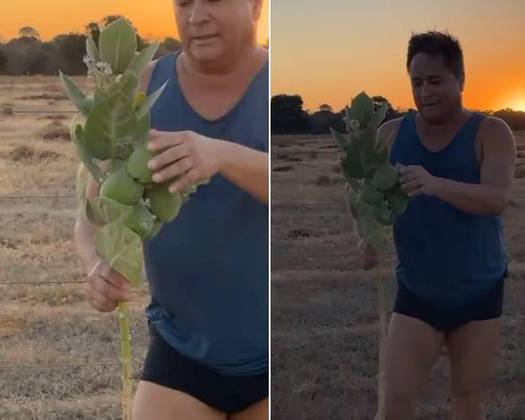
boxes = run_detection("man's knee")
[451,381,488,417]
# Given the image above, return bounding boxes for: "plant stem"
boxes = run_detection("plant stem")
[118,301,132,420]
[376,265,387,420]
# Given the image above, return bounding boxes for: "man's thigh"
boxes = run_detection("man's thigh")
[132,380,227,420]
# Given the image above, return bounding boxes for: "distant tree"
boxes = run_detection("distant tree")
[161,37,181,51]
[319,103,333,112]
[370,95,406,122]
[271,94,310,134]
[53,33,87,75]
[493,108,525,131]
[0,49,7,73]
[310,109,336,134]
[18,26,40,41]
[26,50,50,74]
[85,22,100,46]
[154,37,182,59]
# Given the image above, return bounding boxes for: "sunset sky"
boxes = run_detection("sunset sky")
[1,0,268,45]
[272,0,525,112]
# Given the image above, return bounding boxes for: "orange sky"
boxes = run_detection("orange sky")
[272,0,525,112]
[1,0,268,45]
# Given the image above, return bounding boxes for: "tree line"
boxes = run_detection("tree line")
[272,94,525,134]
[0,16,182,76]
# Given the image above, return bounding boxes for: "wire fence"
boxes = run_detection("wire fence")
[1,104,524,378]
[0,280,86,286]
[0,361,122,370]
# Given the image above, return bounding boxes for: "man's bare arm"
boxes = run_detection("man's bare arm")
[433,117,515,215]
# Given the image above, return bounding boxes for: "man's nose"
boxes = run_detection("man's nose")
[420,82,433,98]
[189,0,208,24]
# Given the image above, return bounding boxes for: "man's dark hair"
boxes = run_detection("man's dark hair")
[406,31,464,80]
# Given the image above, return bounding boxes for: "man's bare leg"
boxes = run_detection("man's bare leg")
[132,380,227,420]
[447,319,501,420]
[229,398,268,420]
[384,313,445,419]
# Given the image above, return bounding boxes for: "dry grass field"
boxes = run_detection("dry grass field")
[0,76,150,419]
[271,132,525,419]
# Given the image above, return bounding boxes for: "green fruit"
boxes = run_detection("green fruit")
[111,158,127,171]
[386,186,408,215]
[371,163,399,191]
[373,201,394,225]
[145,183,182,222]
[123,202,155,238]
[127,144,154,183]
[359,183,384,205]
[99,168,144,205]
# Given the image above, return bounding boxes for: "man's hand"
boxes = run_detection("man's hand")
[398,164,442,197]
[86,259,133,312]
[147,129,221,193]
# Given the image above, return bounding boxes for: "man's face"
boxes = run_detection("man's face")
[409,52,464,123]
[173,0,261,64]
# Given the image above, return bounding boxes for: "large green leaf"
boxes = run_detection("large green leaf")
[135,112,151,143]
[341,139,366,180]
[136,82,168,120]
[111,70,139,102]
[59,72,93,117]
[69,117,106,184]
[99,18,137,74]
[75,163,88,208]
[127,42,159,77]
[353,125,378,177]
[350,92,374,126]
[87,196,133,224]
[85,199,106,226]
[86,34,100,62]
[84,92,137,160]
[95,221,145,288]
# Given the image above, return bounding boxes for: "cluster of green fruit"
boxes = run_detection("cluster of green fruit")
[330,92,408,251]
[98,144,183,240]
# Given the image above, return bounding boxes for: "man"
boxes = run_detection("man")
[74,1,268,419]
[357,31,515,419]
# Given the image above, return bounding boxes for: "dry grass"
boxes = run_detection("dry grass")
[40,121,70,141]
[0,76,150,419]
[271,133,525,419]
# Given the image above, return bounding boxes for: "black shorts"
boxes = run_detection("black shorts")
[393,271,507,335]
[141,322,268,414]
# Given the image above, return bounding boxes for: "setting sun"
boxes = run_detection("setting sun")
[509,98,525,112]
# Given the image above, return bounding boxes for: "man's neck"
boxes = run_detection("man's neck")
[419,106,470,130]
[180,41,260,83]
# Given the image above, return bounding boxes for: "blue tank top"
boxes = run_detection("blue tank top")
[143,52,268,376]
[390,111,507,307]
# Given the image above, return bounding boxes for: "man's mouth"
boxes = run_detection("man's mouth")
[192,34,219,41]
